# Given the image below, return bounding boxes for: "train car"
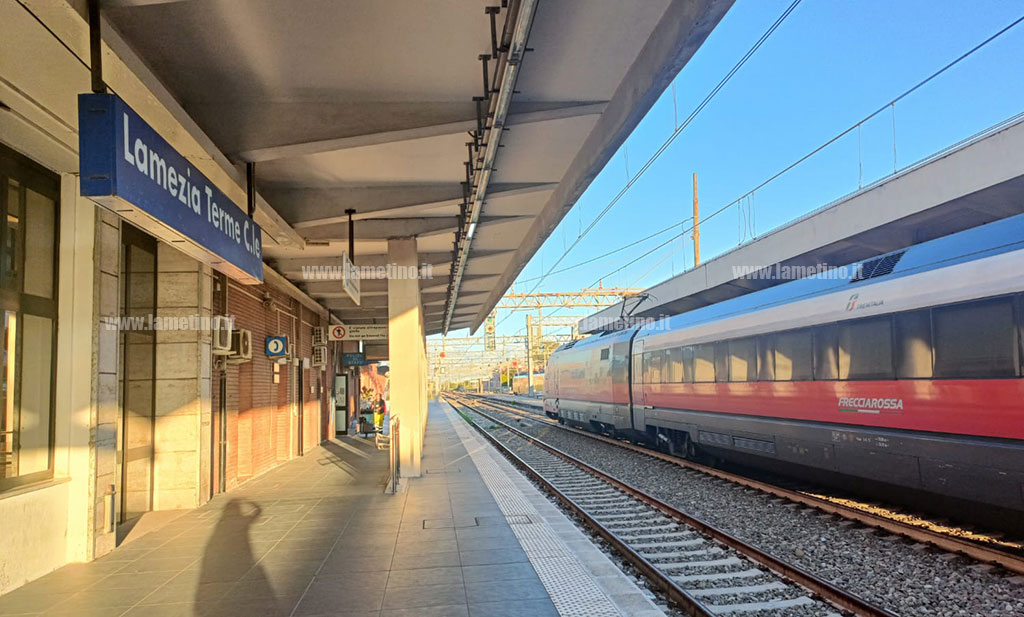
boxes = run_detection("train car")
[545,213,1024,512]
[545,328,637,422]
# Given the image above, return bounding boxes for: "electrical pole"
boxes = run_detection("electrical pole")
[692,172,701,267]
[526,313,534,395]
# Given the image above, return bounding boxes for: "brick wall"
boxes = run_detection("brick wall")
[210,277,330,493]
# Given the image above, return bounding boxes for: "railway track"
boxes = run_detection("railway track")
[466,393,1024,576]
[447,393,894,617]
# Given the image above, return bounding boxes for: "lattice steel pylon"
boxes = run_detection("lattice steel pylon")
[432,286,640,392]
[496,285,643,310]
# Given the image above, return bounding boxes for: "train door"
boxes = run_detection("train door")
[631,338,648,431]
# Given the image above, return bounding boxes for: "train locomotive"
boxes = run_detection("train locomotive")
[544,213,1024,512]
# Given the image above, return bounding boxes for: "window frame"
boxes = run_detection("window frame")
[630,292,1024,388]
[894,308,933,380]
[728,337,757,382]
[931,295,1020,379]
[0,144,60,492]
[773,328,814,382]
[812,324,839,381]
[693,343,716,383]
[838,316,896,381]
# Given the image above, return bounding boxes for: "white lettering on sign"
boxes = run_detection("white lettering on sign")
[121,113,261,261]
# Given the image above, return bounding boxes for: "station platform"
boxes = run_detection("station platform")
[0,401,662,617]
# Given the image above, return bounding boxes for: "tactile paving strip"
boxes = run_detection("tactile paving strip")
[447,406,625,617]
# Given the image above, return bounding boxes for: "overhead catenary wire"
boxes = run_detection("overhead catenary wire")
[501,0,804,326]
[586,8,1024,300]
[515,220,681,285]
[487,7,1024,369]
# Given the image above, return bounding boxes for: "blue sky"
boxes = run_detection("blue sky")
[458,0,1024,340]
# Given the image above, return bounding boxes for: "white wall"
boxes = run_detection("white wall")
[0,482,69,595]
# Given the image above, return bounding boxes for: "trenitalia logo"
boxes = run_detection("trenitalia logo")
[838,397,904,414]
[846,294,884,312]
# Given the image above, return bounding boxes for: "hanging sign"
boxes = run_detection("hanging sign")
[341,352,370,366]
[78,93,263,284]
[342,251,360,305]
[328,324,388,341]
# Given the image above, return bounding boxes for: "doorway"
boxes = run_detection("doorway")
[117,224,157,525]
[296,364,304,456]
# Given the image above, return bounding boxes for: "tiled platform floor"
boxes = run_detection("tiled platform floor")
[0,402,657,617]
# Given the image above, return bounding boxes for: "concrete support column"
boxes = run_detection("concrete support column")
[91,207,122,558]
[55,178,101,561]
[387,237,425,477]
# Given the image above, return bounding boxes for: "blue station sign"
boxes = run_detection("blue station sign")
[265,336,288,357]
[341,353,370,366]
[78,93,263,284]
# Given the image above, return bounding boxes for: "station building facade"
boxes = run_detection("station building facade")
[0,0,344,594]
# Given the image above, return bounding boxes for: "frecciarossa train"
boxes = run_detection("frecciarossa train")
[544,213,1024,512]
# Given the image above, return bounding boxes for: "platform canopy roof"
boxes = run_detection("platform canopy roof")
[103,0,732,335]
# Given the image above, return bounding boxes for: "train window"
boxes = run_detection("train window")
[714,342,729,382]
[934,298,1017,378]
[649,350,665,383]
[813,324,839,380]
[729,338,757,382]
[694,344,716,382]
[600,348,610,361]
[757,335,775,381]
[895,310,932,379]
[666,347,684,382]
[633,353,643,383]
[775,329,813,381]
[681,346,695,383]
[840,317,894,380]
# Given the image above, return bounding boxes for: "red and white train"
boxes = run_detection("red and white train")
[545,213,1024,512]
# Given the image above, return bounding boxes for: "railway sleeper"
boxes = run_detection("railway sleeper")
[706,595,816,615]
[630,538,706,551]
[603,521,681,533]
[674,568,766,585]
[620,530,697,541]
[638,547,723,562]
[656,555,744,569]
[583,502,645,513]
[573,496,634,506]
[593,509,660,521]
[686,581,788,598]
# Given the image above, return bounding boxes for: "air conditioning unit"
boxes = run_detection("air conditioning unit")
[311,327,326,347]
[212,315,233,355]
[227,329,252,363]
[312,345,327,369]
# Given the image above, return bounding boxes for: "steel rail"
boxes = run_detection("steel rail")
[472,393,1024,576]
[447,394,896,617]
[448,396,718,617]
